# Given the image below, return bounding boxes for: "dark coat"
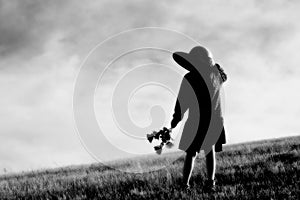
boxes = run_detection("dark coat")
[171,64,226,153]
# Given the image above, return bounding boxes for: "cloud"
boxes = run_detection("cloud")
[0,0,64,59]
[0,0,175,68]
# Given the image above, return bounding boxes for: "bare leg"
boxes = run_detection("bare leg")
[182,151,197,186]
[205,146,216,182]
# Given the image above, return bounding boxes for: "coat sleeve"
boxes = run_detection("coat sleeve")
[170,76,189,129]
[170,98,182,128]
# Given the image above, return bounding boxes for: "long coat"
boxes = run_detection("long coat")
[171,64,226,153]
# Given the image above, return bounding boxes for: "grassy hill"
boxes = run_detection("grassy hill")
[0,136,299,199]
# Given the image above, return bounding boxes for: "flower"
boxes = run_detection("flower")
[146,133,154,143]
[154,143,163,154]
[155,148,162,155]
[147,127,174,154]
[165,141,174,148]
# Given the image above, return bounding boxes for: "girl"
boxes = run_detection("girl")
[170,46,227,190]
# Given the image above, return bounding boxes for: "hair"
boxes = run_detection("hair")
[215,63,227,82]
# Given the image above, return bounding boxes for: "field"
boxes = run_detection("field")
[0,136,299,199]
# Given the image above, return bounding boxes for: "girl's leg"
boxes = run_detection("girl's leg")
[182,150,197,186]
[205,146,216,183]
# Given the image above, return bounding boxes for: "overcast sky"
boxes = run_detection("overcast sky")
[1,0,300,174]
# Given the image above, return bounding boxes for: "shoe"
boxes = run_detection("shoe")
[183,184,192,192]
[204,179,216,192]
[185,184,190,189]
[178,181,191,191]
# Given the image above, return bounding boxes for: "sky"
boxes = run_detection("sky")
[1,0,300,174]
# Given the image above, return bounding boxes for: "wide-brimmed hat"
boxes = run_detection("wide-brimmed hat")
[173,46,215,72]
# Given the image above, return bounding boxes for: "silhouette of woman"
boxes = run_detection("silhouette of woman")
[170,46,227,189]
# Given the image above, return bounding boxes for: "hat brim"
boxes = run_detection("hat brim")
[173,52,196,72]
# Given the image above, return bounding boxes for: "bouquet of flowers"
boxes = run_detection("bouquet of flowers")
[146,127,174,154]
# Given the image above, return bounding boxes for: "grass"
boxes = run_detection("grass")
[0,136,299,199]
